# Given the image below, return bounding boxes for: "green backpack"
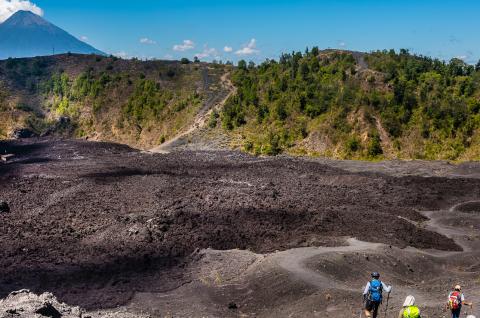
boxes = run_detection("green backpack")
[403,306,420,318]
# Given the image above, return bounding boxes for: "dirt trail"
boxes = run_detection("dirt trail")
[264,200,480,314]
[273,238,382,291]
[375,116,394,157]
[150,72,235,154]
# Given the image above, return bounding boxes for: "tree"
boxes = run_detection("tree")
[238,60,247,70]
[448,58,467,76]
[193,56,200,63]
[476,60,480,72]
[180,58,190,64]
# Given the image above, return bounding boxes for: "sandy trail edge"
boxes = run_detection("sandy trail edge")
[150,72,235,154]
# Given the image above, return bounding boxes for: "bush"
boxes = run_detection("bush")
[123,79,168,122]
[346,136,360,153]
[208,111,219,128]
[16,103,34,112]
[367,131,383,157]
[244,140,254,152]
[264,132,281,155]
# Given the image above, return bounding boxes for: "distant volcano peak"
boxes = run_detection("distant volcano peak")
[0,10,105,59]
[2,10,49,27]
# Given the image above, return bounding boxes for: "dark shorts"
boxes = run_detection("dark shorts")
[451,308,461,318]
[365,300,380,314]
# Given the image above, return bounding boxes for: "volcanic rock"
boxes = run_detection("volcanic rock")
[0,290,82,318]
[0,201,9,213]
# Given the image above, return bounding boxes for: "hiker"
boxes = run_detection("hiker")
[447,285,473,318]
[363,272,392,318]
[398,295,421,318]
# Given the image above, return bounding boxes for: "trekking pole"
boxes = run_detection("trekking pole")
[384,292,390,318]
[359,296,363,318]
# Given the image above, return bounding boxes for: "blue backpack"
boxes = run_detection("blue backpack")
[369,279,383,302]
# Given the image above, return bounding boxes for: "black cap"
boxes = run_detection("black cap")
[371,272,380,278]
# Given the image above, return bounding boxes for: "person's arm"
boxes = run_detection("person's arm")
[461,294,473,307]
[382,282,392,293]
[363,282,370,295]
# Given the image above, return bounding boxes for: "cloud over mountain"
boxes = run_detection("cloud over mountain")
[0,0,42,22]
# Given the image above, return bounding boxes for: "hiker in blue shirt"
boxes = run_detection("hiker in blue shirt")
[363,272,392,318]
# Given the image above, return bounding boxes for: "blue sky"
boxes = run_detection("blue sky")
[4,0,480,63]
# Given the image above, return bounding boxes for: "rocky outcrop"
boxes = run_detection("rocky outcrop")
[11,128,38,139]
[0,290,82,318]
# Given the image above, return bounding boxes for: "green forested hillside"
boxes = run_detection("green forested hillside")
[0,54,226,148]
[2,50,480,160]
[222,49,480,160]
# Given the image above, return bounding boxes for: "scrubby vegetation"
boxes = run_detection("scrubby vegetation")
[2,51,480,160]
[0,54,216,148]
[222,49,480,160]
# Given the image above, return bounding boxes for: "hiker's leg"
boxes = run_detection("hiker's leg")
[365,300,373,317]
[451,309,461,318]
[371,303,377,318]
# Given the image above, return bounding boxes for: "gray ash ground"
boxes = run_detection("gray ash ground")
[0,138,479,317]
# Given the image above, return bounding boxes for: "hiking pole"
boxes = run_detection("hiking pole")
[384,292,391,318]
[359,296,363,318]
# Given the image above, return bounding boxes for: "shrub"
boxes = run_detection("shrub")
[208,111,219,128]
[367,131,383,157]
[346,136,360,153]
[244,140,254,152]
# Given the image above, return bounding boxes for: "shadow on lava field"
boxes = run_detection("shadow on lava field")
[0,138,480,316]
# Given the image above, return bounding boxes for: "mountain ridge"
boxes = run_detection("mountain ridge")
[0,10,105,59]
[1,49,480,161]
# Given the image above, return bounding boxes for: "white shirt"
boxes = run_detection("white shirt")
[363,280,392,295]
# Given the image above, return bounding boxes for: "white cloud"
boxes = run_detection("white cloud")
[455,51,474,63]
[173,39,195,52]
[140,37,156,45]
[195,45,219,59]
[114,51,129,59]
[338,41,346,48]
[224,46,233,53]
[235,38,260,56]
[80,35,89,42]
[0,0,43,22]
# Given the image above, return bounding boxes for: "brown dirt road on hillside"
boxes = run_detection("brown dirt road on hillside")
[150,72,236,153]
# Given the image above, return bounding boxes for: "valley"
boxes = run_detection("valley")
[0,138,479,317]
[1,3,480,318]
